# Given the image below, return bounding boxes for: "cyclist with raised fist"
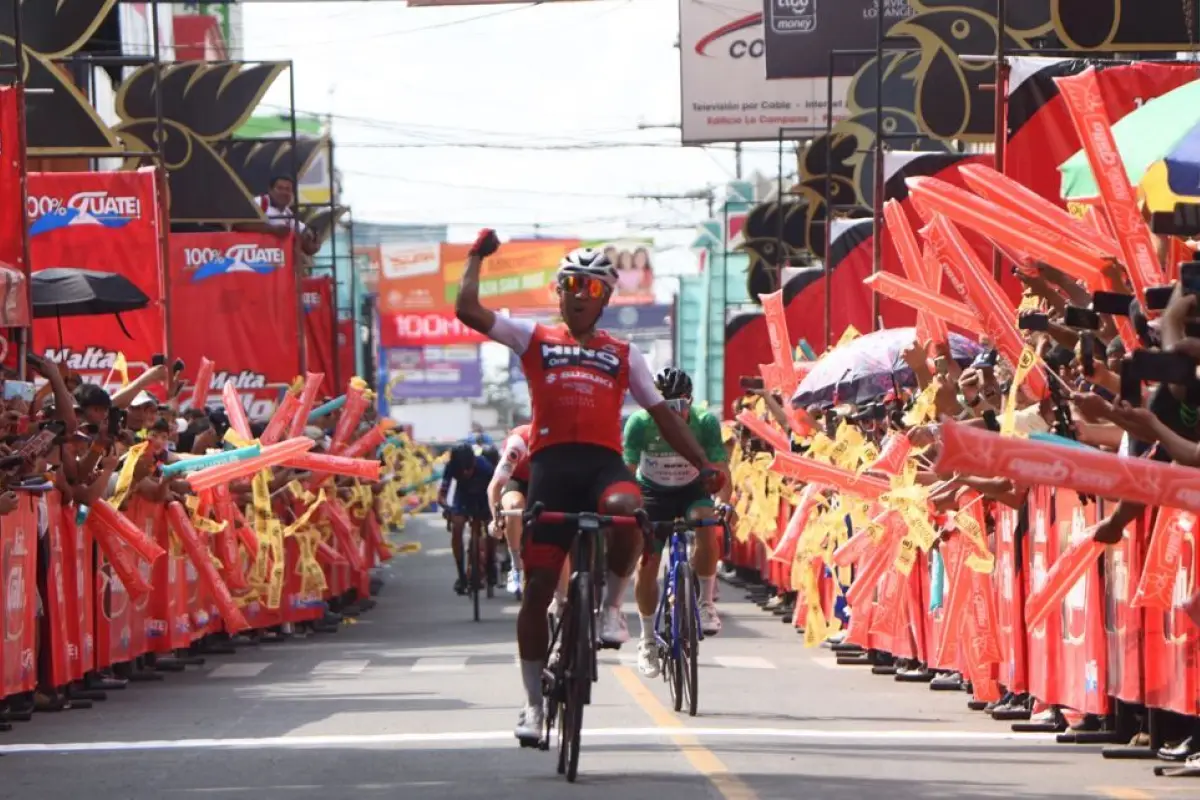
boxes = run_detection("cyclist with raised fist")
[454,229,725,742]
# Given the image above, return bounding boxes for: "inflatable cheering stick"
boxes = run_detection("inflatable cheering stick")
[165,501,250,634]
[261,387,302,446]
[187,437,315,493]
[288,373,326,439]
[308,394,346,423]
[190,357,214,412]
[285,451,382,482]
[221,380,253,441]
[160,443,262,477]
[341,420,395,460]
[331,377,371,453]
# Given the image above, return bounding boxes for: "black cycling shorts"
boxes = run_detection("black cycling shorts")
[642,482,714,556]
[502,477,529,498]
[523,443,640,571]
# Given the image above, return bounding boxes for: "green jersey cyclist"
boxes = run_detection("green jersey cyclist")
[624,367,731,678]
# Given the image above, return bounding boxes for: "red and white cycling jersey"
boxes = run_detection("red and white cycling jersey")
[496,424,532,483]
[487,316,662,455]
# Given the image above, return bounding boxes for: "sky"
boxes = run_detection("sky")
[239,0,784,246]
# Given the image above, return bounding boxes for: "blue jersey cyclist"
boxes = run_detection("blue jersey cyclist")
[439,443,497,594]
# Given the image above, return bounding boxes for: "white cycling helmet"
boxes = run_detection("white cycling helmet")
[557,248,618,291]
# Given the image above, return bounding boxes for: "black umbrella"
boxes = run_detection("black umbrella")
[31,268,150,345]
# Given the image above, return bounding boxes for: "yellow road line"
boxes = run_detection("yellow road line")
[611,666,758,800]
[1093,787,1156,800]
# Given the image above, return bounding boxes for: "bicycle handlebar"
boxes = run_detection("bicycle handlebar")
[519,502,646,529]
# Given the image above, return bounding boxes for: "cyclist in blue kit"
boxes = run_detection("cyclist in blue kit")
[439,443,496,594]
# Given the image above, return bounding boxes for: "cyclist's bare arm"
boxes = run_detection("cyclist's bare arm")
[487,434,525,509]
[454,251,496,334]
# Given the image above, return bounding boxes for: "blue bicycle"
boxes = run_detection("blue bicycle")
[650,510,729,717]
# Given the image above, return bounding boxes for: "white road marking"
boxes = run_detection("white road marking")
[424,548,453,557]
[208,663,271,679]
[711,656,775,670]
[310,660,369,676]
[810,657,841,670]
[411,657,467,673]
[0,727,1062,756]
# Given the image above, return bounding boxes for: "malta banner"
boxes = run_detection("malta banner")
[0,86,28,328]
[30,168,164,383]
[169,232,300,419]
[303,276,338,395]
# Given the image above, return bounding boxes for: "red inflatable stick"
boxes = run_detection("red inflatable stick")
[769,483,823,564]
[88,522,152,601]
[907,176,1109,285]
[958,164,1119,258]
[863,273,984,335]
[735,410,790,452]
[284,451,382,481]
[926,215,1048,398]
[317,540,349,567]
[331,379,370,454]
[88,500,166,566]
[288,373,326,439]
[221,379,252,441]
[187,438,315,492]
[1132,508,1190,610]
[211,485,251,590]
[884,199,949,344]
[261,389,301,446]
[761,290,800,396]
[323,501,368,573]
[190,357,214,412]
[865,432,913,476]
[165,501,250,634]
[1056,68,1166,307]
[832,509,889,568]
[1024,537,1105,630]
[340,420,395,460]
[936,419,1200,515]
[771,451,891,500]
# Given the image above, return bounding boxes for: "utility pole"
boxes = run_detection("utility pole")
[630,188,717,219]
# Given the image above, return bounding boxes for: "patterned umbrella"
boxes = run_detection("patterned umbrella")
[791,327,981,410]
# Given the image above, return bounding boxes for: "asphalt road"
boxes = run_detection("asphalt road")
[0,514,1188,799]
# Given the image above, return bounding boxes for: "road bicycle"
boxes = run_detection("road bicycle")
[514,502,646,783]
[649,510,728,716]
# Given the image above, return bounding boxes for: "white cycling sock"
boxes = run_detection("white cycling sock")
[640,614,655,643]
[700,575,716,604]
[604,570,627,609]
[520,659,542,707]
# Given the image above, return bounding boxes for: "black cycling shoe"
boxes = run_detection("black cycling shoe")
[454,577,468,595]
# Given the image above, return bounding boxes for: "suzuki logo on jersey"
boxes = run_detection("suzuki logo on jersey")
[184,243,286,281]
[539,343,621,377]
[28,192,142,236]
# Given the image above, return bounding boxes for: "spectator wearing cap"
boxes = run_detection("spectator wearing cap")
[126,390,158,433]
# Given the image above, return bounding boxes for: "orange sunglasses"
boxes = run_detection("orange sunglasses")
[558,273,607,299]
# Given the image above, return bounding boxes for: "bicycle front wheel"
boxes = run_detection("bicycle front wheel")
[565,574,593,782]
[680,566,699,717]
[469,527,481,622]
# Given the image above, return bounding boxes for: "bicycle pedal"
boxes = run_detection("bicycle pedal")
[517,735,540,749]
[597,640,623,651]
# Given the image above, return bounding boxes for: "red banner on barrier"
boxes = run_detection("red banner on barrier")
[0,86,28,328]
[61,504,94,681]
[43,493,74,689]
[30,169,164,383]
[169,232,300,420]
[303,276,337,396]
[0,496,37,696]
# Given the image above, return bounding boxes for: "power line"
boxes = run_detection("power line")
[340,170,684,200]
[337,140,737,150]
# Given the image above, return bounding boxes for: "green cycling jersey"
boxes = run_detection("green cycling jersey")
[622,407,727,491]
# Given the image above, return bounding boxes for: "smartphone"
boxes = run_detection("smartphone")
[1181,262,1200,297]
[2,380,34,403]
[1018,313,1050,332]
[173,358,185,374]
[1119,359,1142,407]
[1129,349,1198,384]
[16,428,57,460]
[1151,206,1200,237]
[1092,291,1133,317]
[981,409,1000,433]
[151,353,166,367]
[1063,305,1101,331]
[107,407,125,439]
[1145,285,1174,312]
[739,377,765,391]
[1079,332,1095,378]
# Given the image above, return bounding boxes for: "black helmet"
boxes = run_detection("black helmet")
[450,442,476,470]
[654,367,692,400]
